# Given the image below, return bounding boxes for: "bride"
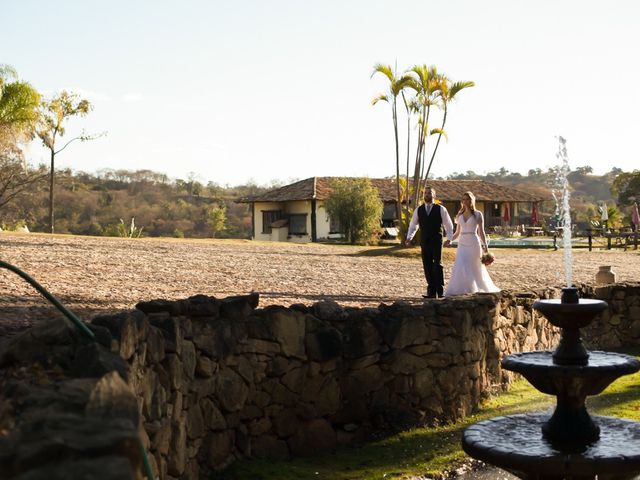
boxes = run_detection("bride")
[445,191,500,296]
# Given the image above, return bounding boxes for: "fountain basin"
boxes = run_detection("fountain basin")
[534,297,608,365]
[502,350,640,445]
[533,298,607,330]
[463,413,640,479]
[503,351,640,397]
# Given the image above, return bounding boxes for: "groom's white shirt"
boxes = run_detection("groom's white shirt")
[406,203,454,242]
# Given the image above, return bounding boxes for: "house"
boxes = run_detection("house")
[239,177,542,243]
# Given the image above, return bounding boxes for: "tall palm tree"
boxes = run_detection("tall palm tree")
[422,77,475,185]
[401,92,419,222]
[406,64,441,208]
[371,64,412,236]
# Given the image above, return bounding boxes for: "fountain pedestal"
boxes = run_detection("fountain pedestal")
[462,288,640,479]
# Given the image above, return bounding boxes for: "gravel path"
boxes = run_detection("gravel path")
[1,233,638,336]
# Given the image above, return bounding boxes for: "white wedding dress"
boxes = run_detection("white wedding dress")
[445,211,500,296]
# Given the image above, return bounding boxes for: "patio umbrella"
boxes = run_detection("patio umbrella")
[531,203,538,225]
[600,203,609,222]
[502,203,511,223]
[632,202,640,229]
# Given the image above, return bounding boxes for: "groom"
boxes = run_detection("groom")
[404,186,454,298]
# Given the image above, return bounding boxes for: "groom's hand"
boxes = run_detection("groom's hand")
[443,240,451,247]
[404,239,412,247]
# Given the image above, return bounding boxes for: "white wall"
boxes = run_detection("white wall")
[316,201,332,240]
[253,202,282,241]
[284,200,312,243]
[253,200,313,243]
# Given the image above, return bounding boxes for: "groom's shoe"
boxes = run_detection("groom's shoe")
[422,292,437,299]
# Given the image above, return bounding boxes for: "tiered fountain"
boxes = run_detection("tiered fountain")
[462,286,640,479]
[462,138,640,479]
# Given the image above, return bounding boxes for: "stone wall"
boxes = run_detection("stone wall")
[2,284,638,480]
[580,283,640,349]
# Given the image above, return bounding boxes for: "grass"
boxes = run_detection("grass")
[216,351,640,480]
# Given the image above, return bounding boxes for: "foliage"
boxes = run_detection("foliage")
[207,205,226,238]
[325,178,383,244]
[443,166,630,230]
[0,65,44,216]
[0,167,266,238]
[104,218,143,238]
[0,64,41,140]
[611,170,640,206]
[0,153,47,212]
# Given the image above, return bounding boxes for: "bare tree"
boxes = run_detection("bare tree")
[37,91,104,233]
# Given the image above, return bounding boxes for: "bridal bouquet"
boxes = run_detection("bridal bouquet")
[481,251,495,266]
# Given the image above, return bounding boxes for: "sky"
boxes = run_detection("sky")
[4,0,640,186]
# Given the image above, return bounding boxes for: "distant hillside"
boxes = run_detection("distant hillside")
[2,168,278,238]
[1,166,630,236]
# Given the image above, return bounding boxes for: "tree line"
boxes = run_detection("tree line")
[0,166,273,238]
[443,166,640,229]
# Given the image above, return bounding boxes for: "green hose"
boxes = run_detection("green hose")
[0,260,155,480]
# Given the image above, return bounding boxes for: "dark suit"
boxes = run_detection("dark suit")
[418,203,445,297]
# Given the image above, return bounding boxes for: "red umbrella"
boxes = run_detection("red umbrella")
[632,202,640,229]
[502,203,511,223]
[531,203,538,225]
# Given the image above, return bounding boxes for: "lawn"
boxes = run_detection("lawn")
[217,350,640,480]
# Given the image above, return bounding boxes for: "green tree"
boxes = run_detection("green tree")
[611,170,640,206]
[207,205,226,238]
[325,178,383,244]
[0,64,41,143]
[37,90,102,233]
[0,65,45,218]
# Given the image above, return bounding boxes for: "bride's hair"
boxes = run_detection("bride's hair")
[457,191,477,216]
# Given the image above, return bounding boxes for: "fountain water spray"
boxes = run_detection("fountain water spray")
[555,136,572,288]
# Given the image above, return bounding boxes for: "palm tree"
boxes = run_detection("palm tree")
[0,64,41,147]
[406,64,441,208]
[423,77,475,185]
[400,92,419,222]
[371,64,412,237]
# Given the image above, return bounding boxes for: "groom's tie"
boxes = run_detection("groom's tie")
[426,204,432,215]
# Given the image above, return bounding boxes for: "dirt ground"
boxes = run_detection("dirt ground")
[1,233,639,336]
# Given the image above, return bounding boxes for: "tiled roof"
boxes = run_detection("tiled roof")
[239,177,541,203]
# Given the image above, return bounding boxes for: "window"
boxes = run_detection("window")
[491,203,501,217]
[262,210,282,234]
[288,214,307,235]
[329,215,342,234]
[382,203,397,221]
[382,202,397,227]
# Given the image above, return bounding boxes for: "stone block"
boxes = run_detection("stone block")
[263,306,306,359]
[167,416,187,476]
[215,368,248,412]
[200,398,227,430]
